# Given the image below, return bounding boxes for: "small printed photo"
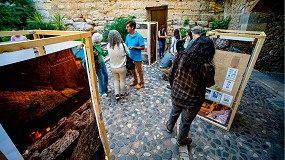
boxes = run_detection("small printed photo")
[205,88,212,99]
[210,90,222,102]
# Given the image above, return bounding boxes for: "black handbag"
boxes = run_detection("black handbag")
[122,43,135,70]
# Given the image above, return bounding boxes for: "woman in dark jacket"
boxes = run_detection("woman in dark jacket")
[167,37,216,146]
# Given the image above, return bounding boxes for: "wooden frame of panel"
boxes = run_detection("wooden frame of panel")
[0,30,111,159]
[200,30,266,131]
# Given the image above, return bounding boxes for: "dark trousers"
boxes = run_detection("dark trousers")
[167,101,201,143]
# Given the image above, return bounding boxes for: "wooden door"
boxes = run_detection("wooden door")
[150,23,157,64]
[146,6,168,32]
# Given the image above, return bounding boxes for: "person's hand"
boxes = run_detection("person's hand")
[129,46,135,50]
[174,51,178,56]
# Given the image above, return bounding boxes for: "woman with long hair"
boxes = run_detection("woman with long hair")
[158,25,167,59]
[107,30,128,101]
[166,37,216,146]
[170,29,181,56]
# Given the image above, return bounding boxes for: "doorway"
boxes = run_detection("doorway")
[146,6,168,32]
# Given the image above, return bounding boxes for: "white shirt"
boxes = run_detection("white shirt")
[107,43,128,69]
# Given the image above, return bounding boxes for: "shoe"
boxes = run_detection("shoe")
[167,85,171,90]
[115,94,121,101]
[162,74,168,81]
[120,92,129,98]
[106,90,111,94]
[130,81,138,86]
[177,137,192,146]
[166,121,173,133]
[100,93,108,97]
[136,82,144,89]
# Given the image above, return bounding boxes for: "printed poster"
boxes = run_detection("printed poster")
[205,88,213,99]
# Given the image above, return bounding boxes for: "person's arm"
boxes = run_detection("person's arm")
[96,45,108,57]
[129,35,145,50]
[158,31,167,39]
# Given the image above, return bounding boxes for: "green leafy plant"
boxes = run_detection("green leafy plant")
[0,0,35,30]
[211,16,231,30]
[100,15,136,42]
[183,20,189,27]
[51,14,66,30]
[180,29,187,39]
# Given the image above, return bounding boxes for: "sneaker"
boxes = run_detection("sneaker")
[106,90,111,94]
[120,92,129,98]
[177,137,192,146]
[130,81,138,86]
[136,82,144,89]
[166,121,173,133]
[167,85,171,90]
[100,93,108,97]
[161,74,168,81]
[115,94,121,101]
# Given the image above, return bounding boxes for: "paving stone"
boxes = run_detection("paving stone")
[153,154,162,160]
[101,63,284,160]
[143,152,151,157]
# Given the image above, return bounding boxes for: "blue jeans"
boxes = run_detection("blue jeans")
[167,100,201,143]
[96,61,108,94]
[158,40,166,58]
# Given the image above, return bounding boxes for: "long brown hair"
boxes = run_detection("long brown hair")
[174,29,180,40]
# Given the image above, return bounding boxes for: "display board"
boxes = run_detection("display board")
[136,22,158,65]
[198,30,266,131]
[0,30,110,159]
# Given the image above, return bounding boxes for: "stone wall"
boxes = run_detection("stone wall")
[32,0,224,31]
[224,0,284,73]
[254,14,284,73]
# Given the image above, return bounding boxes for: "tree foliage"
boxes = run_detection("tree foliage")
[100,15,136,42]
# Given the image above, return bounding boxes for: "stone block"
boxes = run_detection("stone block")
[86,19,94,24]
[63,18,73,25]
[197,20,208,27]
[72,18,84,22]
[73,22,92,31]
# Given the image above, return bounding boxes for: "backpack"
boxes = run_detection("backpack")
[93,45,101,70]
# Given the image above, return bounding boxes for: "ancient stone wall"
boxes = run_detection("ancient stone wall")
[32,0,224,31]
[224,0,284,73]
[254,14,284,72]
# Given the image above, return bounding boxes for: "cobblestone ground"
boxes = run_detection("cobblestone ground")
[100,63,284,160]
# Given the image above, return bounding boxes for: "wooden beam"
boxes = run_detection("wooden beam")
[145,5,168,11]
[85,35,111,159]
[32,34,45,56]
[226,37,266,130]
[0,33,83,54]
[34,30,84,35]
[0,30,36,37]
[197,115,228,130]
[215,29,263,35]
[215,32,266,39]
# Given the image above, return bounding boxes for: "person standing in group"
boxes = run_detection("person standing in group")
[10,28,27,42]
[184,29,201,51]
[107,30,129,101]
[166,37,216,146]
[170,29,181,56]
[158,25,167,59]
[183,29,193,49]
[125,20,145,89]
[92,33,109,97]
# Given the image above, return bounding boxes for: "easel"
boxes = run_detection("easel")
[0,30,111,159]
[198,29,266,131]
